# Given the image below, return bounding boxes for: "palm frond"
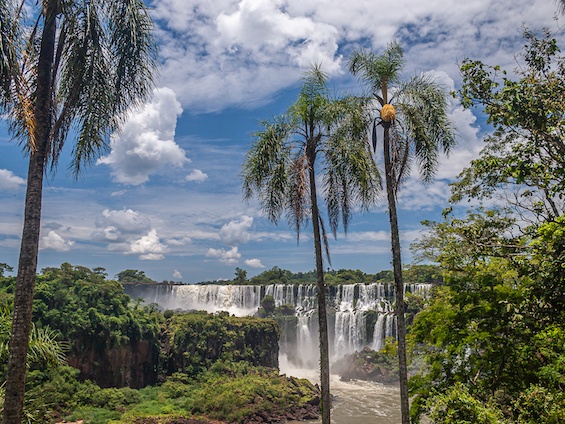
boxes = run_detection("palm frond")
[0,0,19,107]
[323,96,381,235]
[28,0,158,176]
[243,116,294,224]
[27,324,68,366]
[318,209,332,267]
[395,74,456,183]
[287,150,311,238]
[389,121,413,193]
[107,0,157,116]
[349,41,404,99]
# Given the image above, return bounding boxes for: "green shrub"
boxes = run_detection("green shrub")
[426,383,504,424]
[513,385,565,423]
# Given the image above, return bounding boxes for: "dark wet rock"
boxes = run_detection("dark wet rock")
[333,346,399,384]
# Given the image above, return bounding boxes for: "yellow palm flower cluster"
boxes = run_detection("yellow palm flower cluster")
[381,104,396,122]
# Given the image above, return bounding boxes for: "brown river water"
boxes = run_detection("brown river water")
[280,357,402,424]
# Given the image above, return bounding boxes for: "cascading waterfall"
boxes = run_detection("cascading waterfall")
[372,314,386,351]
[125,282,431,367]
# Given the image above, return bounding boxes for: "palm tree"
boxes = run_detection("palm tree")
[349,42,456,424]
[242,65,380,424]
[0,305,68,423]
[0,1,156,422]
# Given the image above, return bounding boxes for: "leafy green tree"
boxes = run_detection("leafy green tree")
[409,208,565,422]
[403,264,443,284]
[234,267,248,284]
[0,1,156,421]
[424,383,504,424]
[33,264,161,356]
[453,30,565,222]
[116,269,156,284]
[349,41,456,423]
[0,264,13,278]
[242,65,380,424]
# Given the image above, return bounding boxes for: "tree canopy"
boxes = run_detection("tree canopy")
[409,29,565,423]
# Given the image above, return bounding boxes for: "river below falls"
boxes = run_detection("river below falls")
[280,357,402,424]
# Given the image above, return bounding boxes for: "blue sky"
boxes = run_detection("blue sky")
[0,0,563,283]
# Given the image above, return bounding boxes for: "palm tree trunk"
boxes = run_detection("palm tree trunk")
[2,3,56,423]
[308,149,331,424]
[383,123,410,424]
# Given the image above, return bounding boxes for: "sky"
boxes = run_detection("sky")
[0,0,564,283]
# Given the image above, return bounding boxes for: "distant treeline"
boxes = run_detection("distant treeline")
[196,264,443,286]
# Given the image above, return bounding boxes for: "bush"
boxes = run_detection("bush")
[425,383,504,424]
[513,385,565,424]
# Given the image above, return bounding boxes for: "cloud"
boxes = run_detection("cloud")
[40,230,74,252]
[186,169,208,182]
[152,0,342,113]
[173,269,183,279]
[244,258,265,268]
[347,231,389,242]
[150,0,557,113]
[97,87,187,185]
[93,208,151,242]
[216,0,341,71]
[129,229,169,260]
[166,236,192,246]
[206,246,241,264]
[92,209,170,259]
[219,215,253,245]
[0,169,25,190]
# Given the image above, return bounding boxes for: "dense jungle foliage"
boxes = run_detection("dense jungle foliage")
[406,30,565,423]
[0,263,317,423]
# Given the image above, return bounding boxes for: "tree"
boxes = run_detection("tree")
[409,209,565,422]
[453,29,565,222]
[234,267,248,284]
[349,41,456,424]
[242,65,380,424]
[0,264,13,278]
[0,1,156,421]
[116,269,156,284]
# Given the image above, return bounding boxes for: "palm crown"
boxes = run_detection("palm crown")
[350,41,456,190]
[243,65,380,250]
[0,0,156,175]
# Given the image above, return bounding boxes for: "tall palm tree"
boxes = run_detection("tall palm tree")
[0,1,156,422]
[349,42,456,424]
[243,65,380,424]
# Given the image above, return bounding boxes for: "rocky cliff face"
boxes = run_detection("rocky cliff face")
[67,339,159,388]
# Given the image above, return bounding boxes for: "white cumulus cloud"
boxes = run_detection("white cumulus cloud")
[0,169,25,190]
[206,246,241,265]
[244,258,265,268]
[98,87,187,185]
[219,215,253,245]
[129,229,169,260]
[40,230,75,252]
[93,208,151,242]
[186,169,208,182]
[173,269,183,279]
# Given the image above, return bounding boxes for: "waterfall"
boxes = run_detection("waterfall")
[125,282,432,366]
[372,314,385,351]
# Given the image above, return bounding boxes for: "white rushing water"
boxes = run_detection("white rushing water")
[124,283,434,422]
[125,282,431,368]
[280,356,402,424]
